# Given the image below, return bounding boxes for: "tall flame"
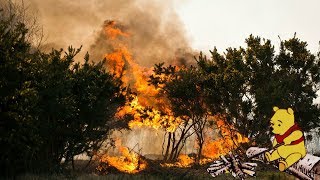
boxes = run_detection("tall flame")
[104,20,182,132]
[97,20,184,173]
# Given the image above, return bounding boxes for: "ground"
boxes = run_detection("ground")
[15,160,296,180]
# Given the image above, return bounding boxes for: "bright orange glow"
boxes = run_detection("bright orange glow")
[117,96,182,132]
[97,139,147,174]
[161,154,195,168]
[202,118,249,160]
[103,20,182,132]
[105,21,129,40]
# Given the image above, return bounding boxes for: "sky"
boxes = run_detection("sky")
[174,0,320,103]
[175,0,320,53]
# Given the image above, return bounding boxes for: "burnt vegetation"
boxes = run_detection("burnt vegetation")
[1,1,320,179]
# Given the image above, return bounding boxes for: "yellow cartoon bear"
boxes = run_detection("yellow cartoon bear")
[265,107,306,171]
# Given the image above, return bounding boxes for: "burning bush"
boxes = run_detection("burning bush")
[202,119,249,160]
[96,140,147,174]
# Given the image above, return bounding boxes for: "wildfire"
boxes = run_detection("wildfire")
[104,20,182,132]
[98,20,249,173]
[104,21,129,40]
[97,20,184,173]
[161,118,249,168]
[202,118,249,160]
[161,154,195,168]
[97,139,147,174]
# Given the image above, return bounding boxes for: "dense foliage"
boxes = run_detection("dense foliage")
[0,8,125,176]
[197,35,320,146]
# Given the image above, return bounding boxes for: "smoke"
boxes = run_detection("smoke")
[27,0,194,66]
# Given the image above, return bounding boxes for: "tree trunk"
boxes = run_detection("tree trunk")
[196,140,204,164]
[168,132,176,161]
[163,132,171,161]
[175,138,187,159]
[72,156,75,170]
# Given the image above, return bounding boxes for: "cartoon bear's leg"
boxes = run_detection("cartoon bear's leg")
[278,153,302,172]
[265,150,280,162]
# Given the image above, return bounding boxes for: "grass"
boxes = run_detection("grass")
[11,160,296,180]
[15,170,296,180]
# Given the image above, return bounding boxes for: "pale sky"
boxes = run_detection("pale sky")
[175,0,320,53]
[175,0,320,103]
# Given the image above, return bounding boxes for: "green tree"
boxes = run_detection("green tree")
[0,6,126,176]
[197,35,320,146]
[29,48,126,171]
[0,7,38,175]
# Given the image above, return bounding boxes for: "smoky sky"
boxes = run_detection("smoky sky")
[27,0,194,66]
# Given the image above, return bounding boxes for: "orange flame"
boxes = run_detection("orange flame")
[202,118,249,160]
[161,154,195,168]
[117,96,182,132]
[97,139,147,174]
[104,20,182,132]
[105,21,129,40]
[161,118,249,167]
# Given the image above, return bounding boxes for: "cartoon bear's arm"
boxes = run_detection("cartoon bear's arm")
[283,130,303,145]
[272,138,277,147]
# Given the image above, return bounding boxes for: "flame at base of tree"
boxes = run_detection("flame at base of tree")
[202,119,249,160]
[161,119,249,168]
[161,154,195,168]
[96,140,147,174]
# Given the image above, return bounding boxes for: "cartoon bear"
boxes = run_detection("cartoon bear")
[265,107,306,171]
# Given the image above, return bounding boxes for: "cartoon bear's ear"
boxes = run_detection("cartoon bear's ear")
[287,108,294,115]
[273,106,279,112]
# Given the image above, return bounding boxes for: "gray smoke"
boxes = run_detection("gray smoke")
[27,0,194,66]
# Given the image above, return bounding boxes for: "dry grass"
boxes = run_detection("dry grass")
[12,160,296,180]
[16,173,295,180]
[15,169,295,180]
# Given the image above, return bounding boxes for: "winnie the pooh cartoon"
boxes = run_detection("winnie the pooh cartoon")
[265,107,306,171]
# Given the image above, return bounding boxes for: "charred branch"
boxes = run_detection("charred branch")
[207,152,257,179]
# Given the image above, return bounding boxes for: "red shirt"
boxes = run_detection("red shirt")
[275,123,304,145]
